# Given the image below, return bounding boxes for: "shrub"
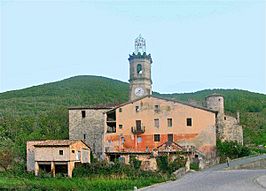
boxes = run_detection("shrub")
[156,156,169,173]
[217,140,251,162]
[156,155,185,174]
[190,162,199,171]
[130,156,142,170]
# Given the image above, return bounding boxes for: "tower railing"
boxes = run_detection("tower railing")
[131,126,145,134]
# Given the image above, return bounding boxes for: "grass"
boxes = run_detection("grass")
[0,174,166,191]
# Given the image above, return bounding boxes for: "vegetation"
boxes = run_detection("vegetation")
[216,140,251,163]
[73,160,163,178]
[190,162,199,171]
[0,172,165,190]
[0,159,171,190]
[156,155,186,174]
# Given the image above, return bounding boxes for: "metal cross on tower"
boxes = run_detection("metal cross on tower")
[135,34,146,54]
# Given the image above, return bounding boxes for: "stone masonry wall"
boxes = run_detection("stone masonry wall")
[223,115,243,145]
[69,109,109,159]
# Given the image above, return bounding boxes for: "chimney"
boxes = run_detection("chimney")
[236,111,240,124]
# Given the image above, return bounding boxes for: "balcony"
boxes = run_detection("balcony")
[131,126,145,135]
[107,126,116,133]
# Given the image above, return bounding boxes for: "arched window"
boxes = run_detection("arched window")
[137,64,142,74]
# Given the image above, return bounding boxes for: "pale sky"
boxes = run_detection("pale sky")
[1,0,265,94]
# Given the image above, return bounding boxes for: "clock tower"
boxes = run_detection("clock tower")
[129,34,152,101]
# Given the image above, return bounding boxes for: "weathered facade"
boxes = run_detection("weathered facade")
[27,140,90,177]
[104,96,217,158]
[69,107,112,159]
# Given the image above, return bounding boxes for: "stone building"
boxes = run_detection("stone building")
[68,107,112,159]
[27,140,90,177]
[68,35,243,163]
[206,94,243,144]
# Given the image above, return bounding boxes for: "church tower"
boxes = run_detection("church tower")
[129,34,152,101]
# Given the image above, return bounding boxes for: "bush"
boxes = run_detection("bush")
[156,156,169,173]
[190,162,199,171]
[217,140,251,162]
[73,160,167,180]
[156,155,185,174]
[130,156,142,170]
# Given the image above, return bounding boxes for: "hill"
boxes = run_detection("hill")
[0,75,265,167]
[0,75,129,117]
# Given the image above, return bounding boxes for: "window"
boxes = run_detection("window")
[121,137,125,144]
[137,64,142,74]
[154,105,160,112]
[154,119,160,128]
[119,124,123,129]
[136,120,141,130]
[72,150,75,153]
[167,118,172,127]
[119,108,122,112]
[135,106,140,112]
[154,134,160,142]
[81,110,86,118]
[77,151,81,160]
[137,136,142,143]
[59,150,63,155]
[83,134,86,140]
[224,117,227,120]
[168,134,173,142]
[187,118,192,126]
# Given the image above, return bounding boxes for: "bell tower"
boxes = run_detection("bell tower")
[129,34,152,101]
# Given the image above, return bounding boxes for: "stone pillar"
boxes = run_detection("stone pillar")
[134,135,137,150]
[124,154,130,165]
[51,162,55,177]
[185,156,190,172]
[34,162,39,176]
[68,162,74,178]
[199,157,205,169]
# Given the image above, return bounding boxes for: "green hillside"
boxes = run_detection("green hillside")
[0,75,265,170]
[0,75,129,117]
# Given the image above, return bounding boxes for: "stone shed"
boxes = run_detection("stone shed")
[27,140,90,177]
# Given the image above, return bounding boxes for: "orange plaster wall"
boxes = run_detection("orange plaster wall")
[105,97,216,154]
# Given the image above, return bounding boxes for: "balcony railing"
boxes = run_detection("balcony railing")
[131,126,145,134]
[107,126,116,133]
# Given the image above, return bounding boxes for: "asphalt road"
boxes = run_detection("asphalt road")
[143,155,266,191]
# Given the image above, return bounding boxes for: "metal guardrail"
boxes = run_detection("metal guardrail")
[131,126,145,134]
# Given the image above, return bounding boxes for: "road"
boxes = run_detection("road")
[143,155,266,191]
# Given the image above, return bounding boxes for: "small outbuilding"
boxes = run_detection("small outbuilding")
[27,140,90,177]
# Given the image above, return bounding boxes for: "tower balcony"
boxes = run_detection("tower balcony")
[131,126,145,135]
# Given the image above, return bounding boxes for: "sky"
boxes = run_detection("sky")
[0,0,265,94]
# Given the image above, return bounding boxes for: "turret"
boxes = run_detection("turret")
[205,94,224,114]
[129,34,152,101]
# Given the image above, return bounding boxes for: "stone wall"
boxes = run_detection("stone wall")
[230,158,266,170]
[223,115,243,145]
[69,108,110,159]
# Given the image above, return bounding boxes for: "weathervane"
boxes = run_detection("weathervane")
[135,34,146,54]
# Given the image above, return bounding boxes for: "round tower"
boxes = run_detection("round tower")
[129,34,152,101]
[206,93,225,141]
[205,94,224,114]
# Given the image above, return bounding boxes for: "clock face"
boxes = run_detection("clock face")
[135,87,144,97]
